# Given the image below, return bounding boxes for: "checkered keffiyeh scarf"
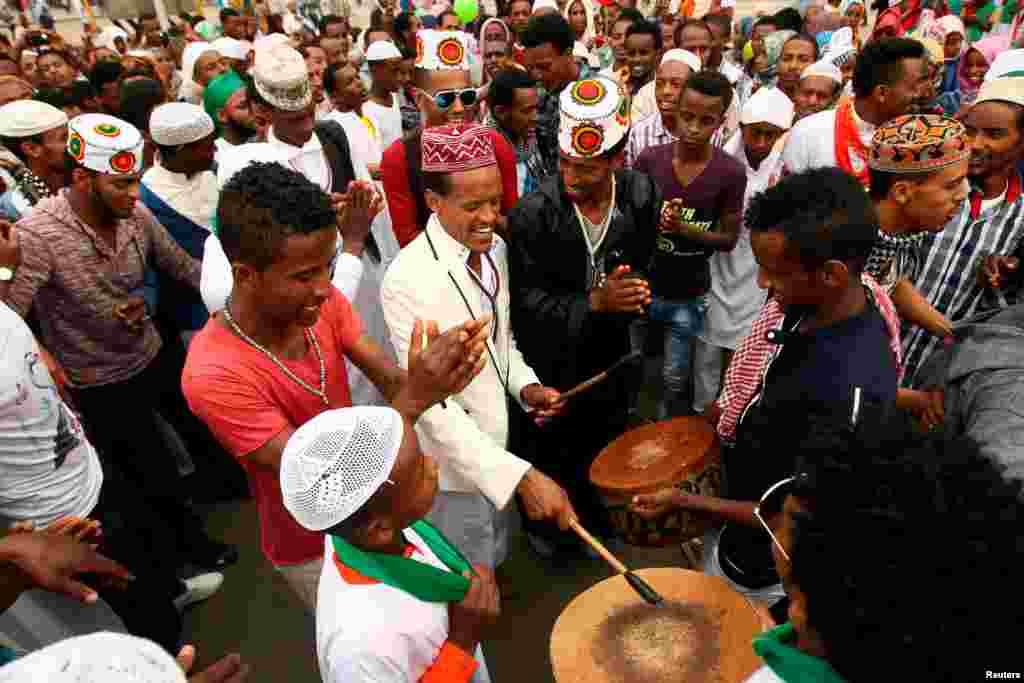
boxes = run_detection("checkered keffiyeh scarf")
[715,273,904,443]
[864,229,926,292]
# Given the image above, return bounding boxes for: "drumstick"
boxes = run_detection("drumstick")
[569,519,665,607]
[559,351,642,402]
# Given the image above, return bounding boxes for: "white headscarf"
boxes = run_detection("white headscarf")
[563,0,597,45]
[740,86,795,130]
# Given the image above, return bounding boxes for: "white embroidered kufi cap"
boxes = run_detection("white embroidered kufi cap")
[253,44,312,112]
[280,407,404,531]
[150,102,215,147]
[558,76,630,158]
[0,632,186,683]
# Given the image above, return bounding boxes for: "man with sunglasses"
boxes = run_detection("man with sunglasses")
[633,169,900,604]
[381,123,575,572]
[380,30,520,248]
[739,406,1022,682]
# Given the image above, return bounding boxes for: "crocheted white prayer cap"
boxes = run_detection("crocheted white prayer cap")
[150,103,215,147]
[801,59,843,84]
[0,100,67,137]
[559,76,630,158]
[212,36,251,62]
[253,44,311,111]
[660,48,702,73]
[280,407,404,531]
[67,114,144,175]
[0,632,186,683]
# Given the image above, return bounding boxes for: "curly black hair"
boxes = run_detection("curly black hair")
[787,405,1024,682]
[521,12,575,54]
[625,20,663,52]
[218,162,337,271]
[745,167,878,274]
[853,37,925,100]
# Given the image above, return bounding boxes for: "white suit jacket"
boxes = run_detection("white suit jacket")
[381,216,538,509]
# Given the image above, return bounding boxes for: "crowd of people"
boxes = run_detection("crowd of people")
[0,0,1022,680]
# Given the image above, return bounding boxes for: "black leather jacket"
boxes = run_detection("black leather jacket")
[507,169,660,399]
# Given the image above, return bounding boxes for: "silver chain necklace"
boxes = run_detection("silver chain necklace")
[222,296,329,407]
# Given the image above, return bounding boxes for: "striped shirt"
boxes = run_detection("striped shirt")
[6,192,201,388]
[625,112,677,168]
[902,172,1024,387]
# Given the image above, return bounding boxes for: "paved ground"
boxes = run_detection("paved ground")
[28,5,802,683]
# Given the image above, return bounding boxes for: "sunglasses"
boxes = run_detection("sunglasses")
[431,87,478,111]
[753,476,796,564]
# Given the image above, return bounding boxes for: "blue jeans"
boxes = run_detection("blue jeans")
[631,296,706,420]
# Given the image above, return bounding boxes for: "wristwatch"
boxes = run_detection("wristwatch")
[0,266,14,282]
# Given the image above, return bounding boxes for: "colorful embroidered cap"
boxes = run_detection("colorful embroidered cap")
[67,114,144,175]
[559,76,629,159]
[253,44,311,112]
[421,123,497,173]
[415,30,471,71]
[868,114,969,174]
[280,407,404,531]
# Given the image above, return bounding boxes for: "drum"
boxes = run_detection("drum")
[589,417,721,546]
[550,568,765,683]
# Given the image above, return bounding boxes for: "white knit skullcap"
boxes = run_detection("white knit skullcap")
[280,407,404,531]
[0,100,67,137]
[801,59,843,84]
[212,37,251,62]
[150,103,215,147]
[660,48,702,73]
[0,632,186,683]
[253,44,311,112]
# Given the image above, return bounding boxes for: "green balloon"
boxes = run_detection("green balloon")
[454,0,479,23]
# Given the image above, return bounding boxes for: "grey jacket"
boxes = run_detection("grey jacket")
[916,304,1024,480]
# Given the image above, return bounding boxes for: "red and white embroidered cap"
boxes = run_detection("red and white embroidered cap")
[0,632,186,683]
[421,123,497,173]
[280,407,404,531]
[558,76,630,159]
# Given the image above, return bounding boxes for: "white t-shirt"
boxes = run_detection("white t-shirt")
[363,94,404,151]
[0,303,102,528]
[316,529,491,683]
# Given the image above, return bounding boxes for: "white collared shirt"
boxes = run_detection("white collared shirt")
[267,126,331,192]
[428,214,501,320]
[141,164,219,232]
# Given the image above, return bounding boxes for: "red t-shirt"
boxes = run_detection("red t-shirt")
[182,288,363,566]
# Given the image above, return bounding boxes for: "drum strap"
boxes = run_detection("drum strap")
[330,519,473,603]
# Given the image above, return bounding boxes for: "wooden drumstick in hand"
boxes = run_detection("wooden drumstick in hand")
[569,519,664,607]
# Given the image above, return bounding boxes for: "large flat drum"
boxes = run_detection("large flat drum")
[550,568,764,683]
[590,417,721,546]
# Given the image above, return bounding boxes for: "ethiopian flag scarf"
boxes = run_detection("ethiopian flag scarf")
[752,624,848,683]
[331,519,472,603]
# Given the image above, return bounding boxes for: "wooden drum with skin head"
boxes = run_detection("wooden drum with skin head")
[590,417,722,546]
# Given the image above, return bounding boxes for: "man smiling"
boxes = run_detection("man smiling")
[381,30,519,247]
[382,124,575,571]
[626,48,700,158]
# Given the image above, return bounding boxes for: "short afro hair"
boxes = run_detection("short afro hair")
[745,167,878,274]
[787,404,1024,681]
[683,69,733,114]
[625,20,663,51]
[521,12,575,54]
[218,162,338,271]
[487,67,536,109]
[853,37,925,99]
